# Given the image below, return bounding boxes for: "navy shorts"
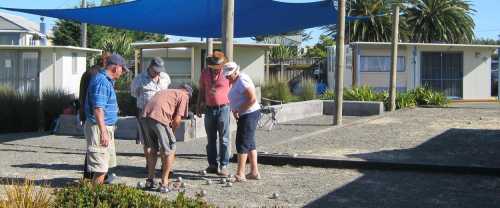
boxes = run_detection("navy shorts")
[236,110,261,154]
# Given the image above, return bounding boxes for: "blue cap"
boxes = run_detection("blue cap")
[106,53,129,72]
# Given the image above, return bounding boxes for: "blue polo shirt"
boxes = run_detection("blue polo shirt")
[85,69,119,125]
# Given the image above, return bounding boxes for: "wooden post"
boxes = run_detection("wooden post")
[352,44,358,87]
[265,49,270,82]
[222,0,234,61]
[389,4,400,112]
[206,38,213,56]
[134,49,142,77]
[334,0,346,125]
[80,0,87,48]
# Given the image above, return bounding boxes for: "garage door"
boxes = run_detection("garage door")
[421,52,463,98]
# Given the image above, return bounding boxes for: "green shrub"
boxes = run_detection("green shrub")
[262,79,297,103]
[320,89,335,100]
[0,87,40,133]
[395,92,417,109]
[53,181,212,208]
[413,87,449,106]
[344,86,387,102]
[41,89,75,131]
[300,79,316,101]
[116,91,137,116]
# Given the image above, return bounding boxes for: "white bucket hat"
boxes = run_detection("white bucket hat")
[223,62,240,76]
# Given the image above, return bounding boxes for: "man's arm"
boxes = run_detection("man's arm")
[94,107,109,147]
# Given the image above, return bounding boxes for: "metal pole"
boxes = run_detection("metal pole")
[206,38,213,57]
[389,4,400,111]
[334,0,346,125]
[80,0,87,48]
[222,0,234,61]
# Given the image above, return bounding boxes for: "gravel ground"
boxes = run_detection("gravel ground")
[267,107,500,168]
[1,107,500,207]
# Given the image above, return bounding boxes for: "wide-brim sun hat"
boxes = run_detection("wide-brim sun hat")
[223,62,240,77]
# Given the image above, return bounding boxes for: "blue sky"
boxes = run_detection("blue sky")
[1,0,498,46]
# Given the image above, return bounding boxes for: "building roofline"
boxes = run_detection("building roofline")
[132,41,278,49]
[0,45,102,53]
[350,42,500,49]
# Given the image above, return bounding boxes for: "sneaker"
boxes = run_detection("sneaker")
[158,183,170,193]
[145,178,156,189]
[205,166,218,174]
[217,166,229,176]
[104,173,118,184]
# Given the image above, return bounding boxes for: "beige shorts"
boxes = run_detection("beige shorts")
[84,122,117,173]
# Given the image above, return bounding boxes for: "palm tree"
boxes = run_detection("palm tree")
[406,0,475,43]
[325,0,405,42]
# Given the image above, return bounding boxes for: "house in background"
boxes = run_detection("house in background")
[0,12,100,97]
[0,45,101,96]
[327,42,500,100]
[0,12,51,46]
[132,41,276,86]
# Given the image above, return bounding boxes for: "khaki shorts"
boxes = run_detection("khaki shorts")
[84,122,117,173]
[143,118,176,155]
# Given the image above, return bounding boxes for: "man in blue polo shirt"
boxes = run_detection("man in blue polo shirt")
[84,53,128,184]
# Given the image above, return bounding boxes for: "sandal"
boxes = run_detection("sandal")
[246,173,261,180]
[234,175,247,182]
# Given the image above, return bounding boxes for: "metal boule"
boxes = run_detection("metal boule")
[292,153,298,157]
[177,177,183,182]
[205,179,212,185]
[271,192,279,199]
[136,181,145,189]
[225,182,233,187]
[221,178,227,184]
[180,182,186,188]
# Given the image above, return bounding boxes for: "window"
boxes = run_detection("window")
[72,52,78,75]
[0,33,20,45]
[360,56,405,72]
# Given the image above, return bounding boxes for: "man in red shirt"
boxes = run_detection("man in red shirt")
[196,50,231,176]
[142,84,192,193]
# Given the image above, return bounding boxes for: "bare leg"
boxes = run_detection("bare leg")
[248,150,260,176]
[160,151,175,186]
[236,153,248,178]
[147,150,158,180]
[93,172,106,184]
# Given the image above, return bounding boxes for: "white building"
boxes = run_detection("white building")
[328,42,500,100]
[132,41,276,86]
[0,12,51,46]
[0,45,101,96]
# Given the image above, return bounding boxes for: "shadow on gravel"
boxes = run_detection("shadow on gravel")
[0,132,50,143]
[305,128,500,208]
[12,163,82,171]
[0,177,77,188]
[113,165,222,180]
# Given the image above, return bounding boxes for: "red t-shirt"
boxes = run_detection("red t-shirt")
[199,68,230,107]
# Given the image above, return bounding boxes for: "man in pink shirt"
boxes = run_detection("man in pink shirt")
[142,84,192,193]
[196,50,231,176]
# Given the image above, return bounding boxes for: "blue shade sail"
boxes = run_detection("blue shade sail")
[1,0,338,38]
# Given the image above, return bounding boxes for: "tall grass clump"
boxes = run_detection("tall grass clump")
[344,86,387,102]
[262,79,297,103]
[0,86,40,133]
[413,87,449,106]
[41,89,75,131]
[320,89,335,100]
[300,79,316,101]
[0,179,52,208]
[53,181,212,208]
